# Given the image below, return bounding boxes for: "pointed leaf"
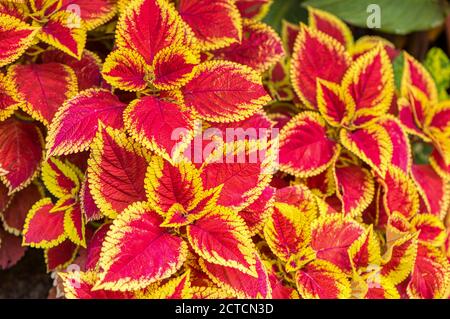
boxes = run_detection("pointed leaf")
[342,45,394,124]
[102,48,149,91]
[8,63,78,126]
[124,96,194,161]
[22,198,66,248]
[279,111,339,178]
[340,124,393,177]
[0,118,44,193]
[97,202,188,291]
[181,61,270,122]
[42,158,81,198]
[116,0,196,64]
[213,19,284,73]
[238,186,275,235]
[39,10,86,59]
[308,7,353,48]
[199,253,271,298]
[88,127,151,219]
[0,13,38,67]
[47,89,126,157]
[296,259,351,299]
[0,71,22,121]
[178,0,241,50]
[291,24,351,109]
[45,239,78,271]
[187,207,256,275]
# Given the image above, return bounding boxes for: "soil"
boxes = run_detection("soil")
[0,249,53,299]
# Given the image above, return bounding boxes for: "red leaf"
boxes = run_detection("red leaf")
[200,253,271,298]
[187,208,256,275]
[291,24,351,109]
[97,203,187,291]
[0,14,38,67]
[214,19,284,73]
[0,228,26,269]
[47,89,126,157]
[181,61,270,122]
[23,198,66,248]
[124,96,194,161]
[1,182,43,235]
[88,126,151,218]
[279,111,339,178]
[8,63,78,126]
[45,239,78,271]
[0,118,44,193]
[178,0,241,50]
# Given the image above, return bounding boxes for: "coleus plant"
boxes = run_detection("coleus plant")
[0,0,449,299]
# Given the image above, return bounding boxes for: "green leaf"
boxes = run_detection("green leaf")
[303,0,447,35]
[424,47,450,101]
[264,0,308,32]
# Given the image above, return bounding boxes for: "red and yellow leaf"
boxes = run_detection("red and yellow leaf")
[138,271,192,299]
[145,155,203,217]
[64,204,86,247]
[80,176,102,222]
[264,202,311,262]
[235,0,272,20]
[47,89,126,157]
[407,243,449,299]
[41,158,81,198]
[380,165,419,220]
[0,14,38,67]
[213,19,284,73]
[342,45,394,124]
[102,48,149,91]
[381,232,419,285]
[88,126,151,219]
[200,253,271,298]
[116,0,196,65]
[334,164,375,218]
[0,118,44,193]
[181,61,270,122]
[348,225,381,273]
[60,270,135,299]
[238,186,275,235]
[291,24,351,109]
[378,116,412,173]
[316,79,353,128]
[200,142,274,210]
[187,207,256,275]
[124,96,194,161]
[411,214,446,247]
[411,164,449,219]
[8,63,78,126]
[311,215,365,273]
[178,0,241,51]
[340,123,393,177]
[308,7,353,49]
[401,52,438,104]
[279,111,339,178]
[45,239,78,271]
[296,259,351,299]
[97,202,188,291]
[22,198,66,248]
[0,72,22,121]
[39,10,86,59]
[152,45,199,90]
